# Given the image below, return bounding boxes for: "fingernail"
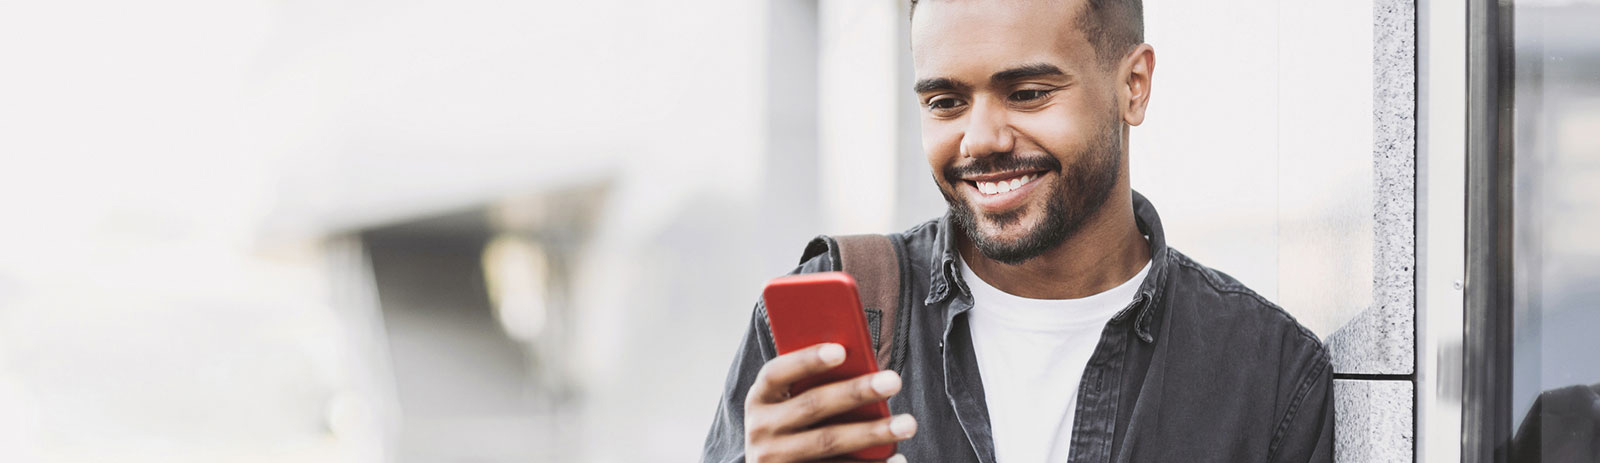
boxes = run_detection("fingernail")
[887,454,908,463]
[870,370,901,395]
[818,343,845,365]
[890,414,917,438]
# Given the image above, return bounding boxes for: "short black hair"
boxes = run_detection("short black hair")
[910,0,1144,67]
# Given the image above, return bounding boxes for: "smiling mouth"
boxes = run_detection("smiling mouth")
[966,172,1043,196]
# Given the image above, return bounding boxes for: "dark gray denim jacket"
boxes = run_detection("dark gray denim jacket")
[703,192,1335,463]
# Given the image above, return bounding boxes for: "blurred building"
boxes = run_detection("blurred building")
[0,0,1595,462]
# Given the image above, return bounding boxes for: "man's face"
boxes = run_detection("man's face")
[912,0,1126,265]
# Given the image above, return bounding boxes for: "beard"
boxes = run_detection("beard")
[939,110,1123,265]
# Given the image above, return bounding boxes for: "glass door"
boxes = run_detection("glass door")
[1465,0,1600,461]
[1506,1,1600,461]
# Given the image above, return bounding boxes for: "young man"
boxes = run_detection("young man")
[703,0,1334,461]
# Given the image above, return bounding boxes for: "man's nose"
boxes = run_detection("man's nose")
[960,100,1016,158]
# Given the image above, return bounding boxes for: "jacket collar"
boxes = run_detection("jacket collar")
[926,190,1172,343]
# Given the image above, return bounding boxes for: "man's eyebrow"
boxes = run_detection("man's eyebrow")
[913,63,1066,94]
[913,77,968,94]
[991,63,1066,83]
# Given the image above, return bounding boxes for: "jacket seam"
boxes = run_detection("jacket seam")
[890,233,915,374]
[1264,347,1330,461]
[754,299,778,357]
[1172,251,1323,347]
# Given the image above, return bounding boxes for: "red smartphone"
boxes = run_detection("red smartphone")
[762,271,895,460]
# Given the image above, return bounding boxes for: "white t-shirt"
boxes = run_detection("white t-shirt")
[960,256,1151,463]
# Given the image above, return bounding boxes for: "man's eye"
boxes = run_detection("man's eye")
[927,98,966,112]
[1010,89,1052,102]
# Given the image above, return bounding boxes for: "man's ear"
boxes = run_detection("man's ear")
[1120,43,1156,127]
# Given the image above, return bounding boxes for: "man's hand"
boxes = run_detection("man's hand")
[744,343,916,463]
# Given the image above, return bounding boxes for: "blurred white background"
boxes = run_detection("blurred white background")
[6,0,1568,462]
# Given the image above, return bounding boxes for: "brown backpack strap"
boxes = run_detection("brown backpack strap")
[798,234,906,371]
[831,234,902,371]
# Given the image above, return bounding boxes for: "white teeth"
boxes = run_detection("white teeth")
[974,174,1039,196]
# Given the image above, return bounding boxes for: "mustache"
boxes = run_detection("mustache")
[943,154,1062,180]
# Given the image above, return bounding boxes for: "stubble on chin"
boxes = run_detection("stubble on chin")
[937,112,1123,266]
[949,178,1073,265]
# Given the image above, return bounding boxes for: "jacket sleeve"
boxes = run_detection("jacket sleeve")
[701,300,779,463]
[1267,349,1335,463]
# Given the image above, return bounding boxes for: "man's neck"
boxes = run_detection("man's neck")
[959,193,1152,300]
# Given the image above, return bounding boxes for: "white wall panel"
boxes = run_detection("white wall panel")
[1134,0,1415,376]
